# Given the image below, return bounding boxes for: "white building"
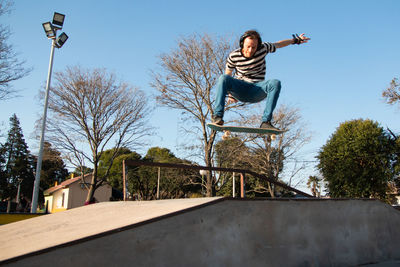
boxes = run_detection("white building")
[44,174,112,213]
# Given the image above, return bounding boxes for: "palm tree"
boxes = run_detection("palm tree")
[307,176,321,197]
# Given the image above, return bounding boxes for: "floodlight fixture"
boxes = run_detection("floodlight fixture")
[55,32,68,48]
[52,12,65,28]
[42,22,56,38]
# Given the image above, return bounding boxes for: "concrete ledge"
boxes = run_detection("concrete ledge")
[0,197,223,263]
[1,198,400,266]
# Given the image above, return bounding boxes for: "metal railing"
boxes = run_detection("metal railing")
[122,160,313,200]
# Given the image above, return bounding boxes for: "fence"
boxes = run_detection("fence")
[122,160,313,200]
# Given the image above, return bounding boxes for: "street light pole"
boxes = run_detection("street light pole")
[157,167,161,199]
[31,39,56,213]
[199,169,207,196]
[31,12,68,213]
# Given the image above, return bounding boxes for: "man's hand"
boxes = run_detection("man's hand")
[292,33,310,45]
[227,94,238,105]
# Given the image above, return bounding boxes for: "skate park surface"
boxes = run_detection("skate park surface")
[1,197,400,266]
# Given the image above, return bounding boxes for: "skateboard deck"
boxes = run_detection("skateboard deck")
[207,123,286,135]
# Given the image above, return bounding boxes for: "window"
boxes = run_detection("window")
[61,192,65,207]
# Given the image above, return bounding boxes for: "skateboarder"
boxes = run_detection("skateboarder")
[212,30,310,130]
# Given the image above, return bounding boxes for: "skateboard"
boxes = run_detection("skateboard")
[207,123,286,140]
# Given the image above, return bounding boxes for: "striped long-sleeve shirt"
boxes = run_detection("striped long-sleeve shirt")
[226,42,276,83]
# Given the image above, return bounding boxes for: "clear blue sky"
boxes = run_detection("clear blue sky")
[1,0,399,191]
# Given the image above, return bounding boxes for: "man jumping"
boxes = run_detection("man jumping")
[212,30,310,130]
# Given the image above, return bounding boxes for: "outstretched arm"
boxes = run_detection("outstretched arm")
[274,33,310,49]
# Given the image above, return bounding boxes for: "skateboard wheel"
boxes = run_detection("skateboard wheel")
[271,134,276,141]
[222,130,231,140]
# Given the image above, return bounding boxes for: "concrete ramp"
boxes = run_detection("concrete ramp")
[1,198,400,266]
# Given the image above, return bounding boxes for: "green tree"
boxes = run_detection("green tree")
[98,147,201,200]
[140,147,200,199]
[98,147,141,191]
[382,78,400,193]
[317,119,394,201]
[33,142,68,190]
[0,141,6,197]
[394,137,400,180]
[72,166,93,177]
[307,175,322,197]
[0,114,34,201]
[145,147,176,162]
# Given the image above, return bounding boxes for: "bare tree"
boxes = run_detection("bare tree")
[383,77,400,107]
[150,33,236,196]
[43,66,152,203]
[0,1,31,100]
[238,104,312,197]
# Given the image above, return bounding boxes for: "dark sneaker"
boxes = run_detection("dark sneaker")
[212,116,224,125]
[260,121,280,131]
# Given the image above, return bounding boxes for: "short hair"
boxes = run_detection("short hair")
[239,30,262,49]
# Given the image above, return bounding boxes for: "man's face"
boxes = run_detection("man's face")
[242,37,258,58]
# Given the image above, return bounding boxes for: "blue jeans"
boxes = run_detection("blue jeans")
[213,74,281,122]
